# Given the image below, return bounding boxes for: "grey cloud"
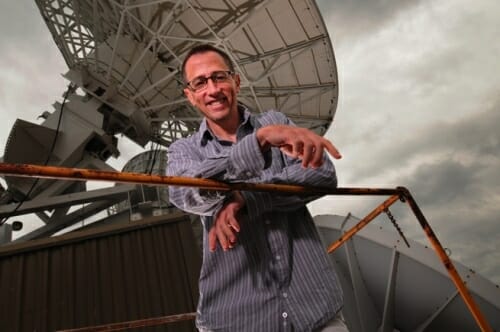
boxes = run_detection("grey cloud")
[390,146,500,283]
[432,211,500,284]
[402,47,499,102]
[317,0,423,42]
[311,2,500,285]
[387,103,500,233]
[0,2,68,148]
[0,3,51,46]
[0,2,66,67]
[327,99,500,283]
[402,159,474,207]
[412,104,499,158]
[345,96,500,183]
[386,179,500,284]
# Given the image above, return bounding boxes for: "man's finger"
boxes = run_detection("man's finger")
[227,216,240,232]
[279,146,296,159]
[324,140,342,159]
[291,140,304,159]
[301,141,314,168]
[208,227,217,252]
[311,143,324,168]
[221,221,237,246]
[216,224,230,251]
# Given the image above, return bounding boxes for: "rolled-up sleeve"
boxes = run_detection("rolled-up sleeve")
[167,139,228,216]
[167,131,268,216]
[167,108,338,219]
[227,133,266,179]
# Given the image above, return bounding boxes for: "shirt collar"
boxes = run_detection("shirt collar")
[199,103,252,145]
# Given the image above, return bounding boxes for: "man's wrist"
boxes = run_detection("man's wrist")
[232,191,246,210]
[256,127,271,151]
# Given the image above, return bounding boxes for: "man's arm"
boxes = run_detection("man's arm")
[166,138,230,216]
[234,112,340,218]
[167,111,341,251]
[211,146,338,251]
[211,117,341,251]
[240,130,339,223]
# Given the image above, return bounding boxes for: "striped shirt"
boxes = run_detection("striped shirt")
[167,106,343,331]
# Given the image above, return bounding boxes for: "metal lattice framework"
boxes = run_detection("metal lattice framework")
[35,0,338,146]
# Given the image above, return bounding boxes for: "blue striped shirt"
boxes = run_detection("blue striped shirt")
[167,106,343,331]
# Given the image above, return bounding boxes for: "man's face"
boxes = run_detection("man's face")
[183,51,240,127]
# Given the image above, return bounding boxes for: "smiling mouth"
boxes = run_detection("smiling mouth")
[206,97,227,106]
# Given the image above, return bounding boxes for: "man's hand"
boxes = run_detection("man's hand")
[256,125,341,168]
[209,191,245,252]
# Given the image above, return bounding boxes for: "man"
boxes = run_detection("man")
[167,44,348,332]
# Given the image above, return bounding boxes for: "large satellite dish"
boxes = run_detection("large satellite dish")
[0,0,338,241]
[36,0,338,146]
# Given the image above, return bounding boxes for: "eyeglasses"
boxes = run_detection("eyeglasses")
[186,70,234,92]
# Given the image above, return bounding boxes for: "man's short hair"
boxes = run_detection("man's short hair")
[181,44,235,82]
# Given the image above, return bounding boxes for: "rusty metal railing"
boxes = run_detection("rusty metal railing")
[0,162,493,332]
[57,312,197,332]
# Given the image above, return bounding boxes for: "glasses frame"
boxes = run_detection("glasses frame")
[185,70,234,92]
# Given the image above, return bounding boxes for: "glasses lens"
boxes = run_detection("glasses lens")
[212,71,230,82]
[190,77,207,91]
[188,71,233,91]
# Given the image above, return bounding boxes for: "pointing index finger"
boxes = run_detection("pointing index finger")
[323,139,341,159]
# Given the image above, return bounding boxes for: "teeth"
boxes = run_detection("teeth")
[209,99,224,105]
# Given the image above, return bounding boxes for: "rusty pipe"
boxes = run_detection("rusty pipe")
[398,188,493,332]
[56,312,196,332]
[0,162,401,196]
[327,194,400,253]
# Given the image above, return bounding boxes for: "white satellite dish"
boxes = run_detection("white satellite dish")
[36,0,338,146]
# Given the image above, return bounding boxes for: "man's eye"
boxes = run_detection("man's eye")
[192,78,205,87]
[213,72,228,81]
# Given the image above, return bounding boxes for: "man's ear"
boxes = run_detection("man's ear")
[184,88,195,106]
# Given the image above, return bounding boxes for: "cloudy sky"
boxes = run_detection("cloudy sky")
[0,1,499,284]
[312,0,500,285]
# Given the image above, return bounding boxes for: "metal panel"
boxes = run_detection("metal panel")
[0,211,201,331]
[315,214,500,332]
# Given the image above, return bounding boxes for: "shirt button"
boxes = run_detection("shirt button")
[276,255,281,261]
[282,292,288,298]
[282,312,288,319]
